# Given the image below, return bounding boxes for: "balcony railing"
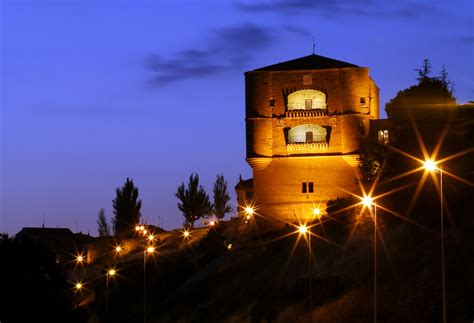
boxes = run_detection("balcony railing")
[285,109,328,118]
[287,142,329,153]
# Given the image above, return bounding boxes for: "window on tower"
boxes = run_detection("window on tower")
[378,130,389,144]
[302,182,314,193]
[287,90,326,110]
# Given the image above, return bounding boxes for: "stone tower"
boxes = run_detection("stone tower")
[242,54,379,225]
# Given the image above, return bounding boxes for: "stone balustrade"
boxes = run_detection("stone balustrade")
[285,109,328,118]
[287,142,329,153]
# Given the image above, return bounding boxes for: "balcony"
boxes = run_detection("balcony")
[287,142,329,153]
[285,109,328,118]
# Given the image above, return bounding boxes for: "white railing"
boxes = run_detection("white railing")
[287,142,329,153]
[285,109,328,118]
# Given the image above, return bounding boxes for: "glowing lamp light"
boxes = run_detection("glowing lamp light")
[75,283,83,290]
[298,225,308,235]
[246,214,251,220]
[423,159,437,172]
[209,221,215,226]
[115,245,122,253]
[227,243,233,250]
[146,246,155,254]
[76,255,84,263]
[142,229,147,235]
[313,208,321,218]
[362,195,374,207]
[245,207,254,216]
[108,269,116,276]
[148,234,155,241]
[183,230,190,238]
[135,225,141,231]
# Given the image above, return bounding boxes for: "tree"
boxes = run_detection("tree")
[112,178,142,238]
[97,208,110,236]
[212,174,233,220]
[415,58,432,82]
[176,173,212,228]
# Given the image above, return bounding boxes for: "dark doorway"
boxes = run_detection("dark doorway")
[305,131,313,143]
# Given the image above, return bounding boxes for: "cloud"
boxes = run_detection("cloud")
[145,24,273,86]
[283,25,312,36]
[236,0,438,19]
[455,36,474,44]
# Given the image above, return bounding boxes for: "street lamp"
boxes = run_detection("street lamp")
[423,159,446,323]
[75,282,83,291]
[76,254,85,265]
[298,224,308,235]
[361,194,377,323]
[182,230,190,239]
[313,207,322,219]
[106,269,116,313]
[296,223,312,316]
[114,245,123,254]
[144,246,154,323]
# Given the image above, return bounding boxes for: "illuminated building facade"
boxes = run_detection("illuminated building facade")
[239,54,379,224]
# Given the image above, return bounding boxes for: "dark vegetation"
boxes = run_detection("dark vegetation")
[113,178,142,238]
[0,234,87,323]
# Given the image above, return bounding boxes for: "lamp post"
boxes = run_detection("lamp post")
[297,224,311,320]
[144,246,154,323]
[423,159,446,323]
[362,195,377,323]
[105,269,116,314]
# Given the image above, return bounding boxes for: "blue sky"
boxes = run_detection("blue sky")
[1,0,473,235]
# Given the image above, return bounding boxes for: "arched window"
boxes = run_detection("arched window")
[288,125,327,143]
[287,90,326,110]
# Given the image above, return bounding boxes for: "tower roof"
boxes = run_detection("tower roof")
[251,54,359,72]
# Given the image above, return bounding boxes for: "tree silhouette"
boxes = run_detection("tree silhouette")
[176,174,212,228]
[212,174,233,220]
[415,58,432,82]
[97,208,110,236]
[112,178,142,238]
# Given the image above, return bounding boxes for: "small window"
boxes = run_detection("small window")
[378,130,384,143]
[378,130,389,144]
[305,99,312,110]
[305,131,313,143]
[308,182,314,193]
[383,130,389,144]
[360,97,366,105]
[302,182,307,193]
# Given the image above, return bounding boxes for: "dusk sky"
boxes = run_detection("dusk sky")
[1,0,473,235]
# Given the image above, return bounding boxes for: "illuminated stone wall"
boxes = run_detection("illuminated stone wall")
[250,156,360,224]
[244,63,379,224]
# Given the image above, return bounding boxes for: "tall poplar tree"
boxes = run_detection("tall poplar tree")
[112,178,142,238]
[212,174,233,220]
